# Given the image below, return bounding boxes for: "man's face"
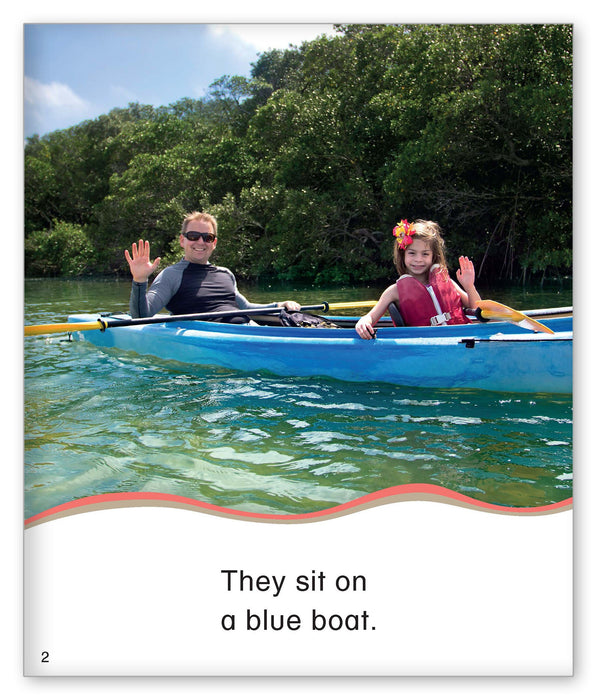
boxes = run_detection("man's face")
[180,220,217,265]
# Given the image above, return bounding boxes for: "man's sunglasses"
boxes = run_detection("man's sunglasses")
[183,231,216,243]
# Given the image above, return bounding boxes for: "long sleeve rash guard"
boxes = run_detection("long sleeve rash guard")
[129,260,277,322]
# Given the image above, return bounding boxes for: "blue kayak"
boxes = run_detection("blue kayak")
[65,310,572,394]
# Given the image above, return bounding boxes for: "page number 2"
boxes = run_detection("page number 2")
[41,651,49,663]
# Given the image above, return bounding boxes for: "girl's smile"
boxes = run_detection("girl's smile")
[404,239,433,281]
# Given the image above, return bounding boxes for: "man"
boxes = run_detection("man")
[125,211,300,322]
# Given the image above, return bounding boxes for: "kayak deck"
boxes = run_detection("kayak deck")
[221,306,573,328]
[65,312,572,395]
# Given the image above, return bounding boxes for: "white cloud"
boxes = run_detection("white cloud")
[24,76,90,113]
[108,83,139,104]
[24,76,94,136]
[208,23,335,53]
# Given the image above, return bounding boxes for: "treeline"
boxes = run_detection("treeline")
[24,24,572,285]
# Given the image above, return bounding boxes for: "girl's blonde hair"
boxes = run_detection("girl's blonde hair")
[393,219,447,276]
[181,211,218,236]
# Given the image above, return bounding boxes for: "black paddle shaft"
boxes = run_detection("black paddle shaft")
[98,304,330,330]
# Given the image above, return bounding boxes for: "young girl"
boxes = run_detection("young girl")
[355,219,481,339]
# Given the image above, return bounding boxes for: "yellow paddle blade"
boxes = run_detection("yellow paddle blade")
[477,300,555,334]
[25,321,104,337]
[327,300,378,310]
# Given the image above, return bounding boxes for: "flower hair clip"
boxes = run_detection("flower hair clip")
[393,219,416,249]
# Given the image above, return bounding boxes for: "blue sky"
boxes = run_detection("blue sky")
[24,23,335,138]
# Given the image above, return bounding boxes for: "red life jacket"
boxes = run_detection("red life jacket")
[395,265,471,326]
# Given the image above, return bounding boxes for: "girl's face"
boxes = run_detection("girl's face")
[404,238,434,281]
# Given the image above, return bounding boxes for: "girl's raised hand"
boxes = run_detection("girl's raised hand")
[456,256,475,289]
[124,239,161,283]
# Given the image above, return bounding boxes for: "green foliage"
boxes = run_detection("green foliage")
[25,221,96,277]
[24,24,572,285]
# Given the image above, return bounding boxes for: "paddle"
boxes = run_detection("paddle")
[24,301,378,337]
[324,300,378,310]
[24,298,556,337]
[474,300,555,334]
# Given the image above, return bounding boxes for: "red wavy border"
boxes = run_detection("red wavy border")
[24,484,572,528]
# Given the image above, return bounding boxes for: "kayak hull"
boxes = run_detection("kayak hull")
[66,313,572,394]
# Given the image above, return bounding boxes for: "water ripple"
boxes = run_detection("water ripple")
[24,291,573,518]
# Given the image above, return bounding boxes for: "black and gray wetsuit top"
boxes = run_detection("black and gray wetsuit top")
[129,260,277,323]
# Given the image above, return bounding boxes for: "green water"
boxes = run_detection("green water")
[24,278,573,519]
